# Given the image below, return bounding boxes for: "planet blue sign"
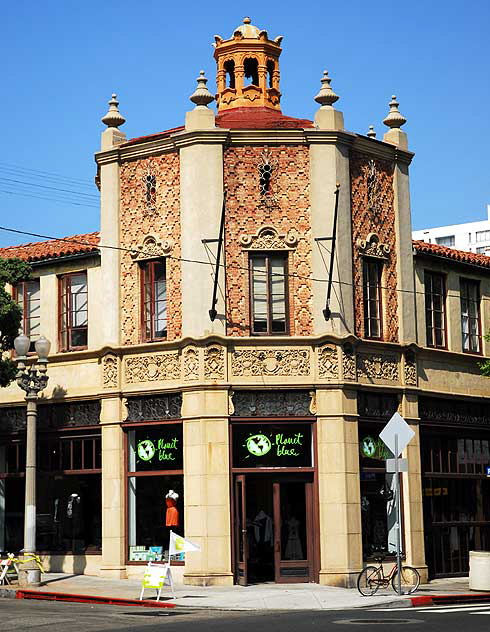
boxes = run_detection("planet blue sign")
[233,423,312,468]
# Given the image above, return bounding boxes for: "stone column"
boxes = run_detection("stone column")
[400,394,428,582]
[181,90,228,338]
[100,397,127,579]
[182,389,233,586]
[316,388,362,587]
[308,89,356,335]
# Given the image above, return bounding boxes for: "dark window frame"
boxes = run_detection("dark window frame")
[424,270,447,349]
[362,257,383,340]
[140,259,167,342]
[249,252,289,336]
[58,271,88,352]
[14,278,41,352]
[460,277,482,355]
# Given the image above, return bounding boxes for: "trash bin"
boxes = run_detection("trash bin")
[469,551,490,591]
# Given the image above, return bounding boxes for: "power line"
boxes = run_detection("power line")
[0,161,94,188]
[0,190,98,209]
[1,225,490,304]
[0,177,99,200]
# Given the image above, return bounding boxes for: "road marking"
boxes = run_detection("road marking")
[371,604,490,613]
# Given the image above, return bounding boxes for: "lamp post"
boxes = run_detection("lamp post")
[14,334,51,586]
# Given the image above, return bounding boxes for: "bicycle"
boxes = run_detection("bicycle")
[357,553,420,596]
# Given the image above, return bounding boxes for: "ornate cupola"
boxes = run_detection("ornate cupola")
[213,17,283,112]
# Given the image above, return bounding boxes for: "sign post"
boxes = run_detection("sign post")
[379,413,415,595]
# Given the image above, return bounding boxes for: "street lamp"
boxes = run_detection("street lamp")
[14,334,51,586]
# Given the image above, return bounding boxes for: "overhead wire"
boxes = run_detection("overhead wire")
[1,225,489,304]
[0,161,94,188]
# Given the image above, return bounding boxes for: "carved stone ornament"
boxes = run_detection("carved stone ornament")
[204,344,225,380]
[341,343,357,381]
[183,346,199,381]
[309,390,317,415]
[419,396,490,427]
[317,344,339,380]
[130,234,174,261]
[102,353,118,389]
[125,352,181,384]
[357,232,391,259]
[357,353,399,381]
[231,349,311,377]
[228,390,235,415]
[231,390,312,416]
[367,159,382,220]
[239,225,299,251]
[404,350,417,386]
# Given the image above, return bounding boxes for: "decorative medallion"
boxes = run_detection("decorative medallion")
[239,225,299,250]
[125,352,181,384]
[317,344,339,380]
[183,346,199,381]
[231,349,310,377]
[356,232,391,258]
[341,343,357,381]
[204,344,225,380]
[357,353,399,381]
[404,350,417,386]
[102,353,118,389]
[130,234,173,261]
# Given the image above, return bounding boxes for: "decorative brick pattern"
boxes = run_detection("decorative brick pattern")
[350,152,398,342]
[119,154,181,344]
[224,145,312,336]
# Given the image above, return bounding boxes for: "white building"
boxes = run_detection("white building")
[413,205,490,254]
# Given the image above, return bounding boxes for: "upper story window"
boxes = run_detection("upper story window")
[59,271,88,351]
[250,253,288,335]
[435,235,455,247]
[141,260,167,341]
[14,279,40,352]
[362,258,383,339]
[460,278,481,354]
[476,246,490,254]
[476,230,490,243]
[424,271,446,349]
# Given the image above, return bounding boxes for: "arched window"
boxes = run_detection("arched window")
[244,58,259,86]
[267,60,275,88]
[224,60,235,89]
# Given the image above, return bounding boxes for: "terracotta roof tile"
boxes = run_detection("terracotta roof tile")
[0,232,100,263]
[413,240,490,269]
[216,107,314,130]
[122,126,185,146]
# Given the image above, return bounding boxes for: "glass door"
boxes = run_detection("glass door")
[273,479,314,583]
[234,474,248,586]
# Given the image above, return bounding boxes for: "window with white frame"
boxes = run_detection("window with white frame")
[460,278,481,353]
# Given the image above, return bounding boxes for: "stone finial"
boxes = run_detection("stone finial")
[189,71,214,107]
[383,95,406,129]
[314,70,339,107]
[367,125,376,138]
[101,93,126,129]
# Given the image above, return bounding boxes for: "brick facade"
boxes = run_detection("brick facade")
[224,145,312,336]
[350,151,398,342]
[119,153,181,344]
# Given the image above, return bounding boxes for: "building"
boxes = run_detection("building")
[413,204,490,254]
[0,18,489,587]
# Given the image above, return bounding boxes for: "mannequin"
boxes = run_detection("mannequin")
[165,489,179,527]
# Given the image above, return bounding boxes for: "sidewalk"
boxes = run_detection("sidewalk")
[1,573,485,610]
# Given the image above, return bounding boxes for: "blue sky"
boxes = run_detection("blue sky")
[1,0,489,247]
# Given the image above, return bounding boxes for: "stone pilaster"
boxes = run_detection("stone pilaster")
[182,389,233,586]
[100,397,127,579]
[316,388,362,587]
[401,394,428,582]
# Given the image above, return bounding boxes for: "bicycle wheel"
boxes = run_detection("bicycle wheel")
[357,566,382,596]
[391,566,420,594]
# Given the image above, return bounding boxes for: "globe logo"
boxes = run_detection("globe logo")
[138,439,156,461]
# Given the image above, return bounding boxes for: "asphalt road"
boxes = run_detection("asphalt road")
[2,599,490,631]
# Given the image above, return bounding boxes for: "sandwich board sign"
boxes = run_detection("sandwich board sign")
[379,412,414,457]
[139,562,175,601]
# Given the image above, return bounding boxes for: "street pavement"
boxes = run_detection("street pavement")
[0,573,480,610]
[3,599,490,632]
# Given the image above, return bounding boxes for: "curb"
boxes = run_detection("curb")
[15,589,176,609]
[410,592,490,607]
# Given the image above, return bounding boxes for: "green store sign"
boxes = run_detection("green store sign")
[360,435,391,460]
[135,425,183,471]
[233,424,312,468]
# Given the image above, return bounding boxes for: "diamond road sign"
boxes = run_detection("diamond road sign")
[379,412,415,457]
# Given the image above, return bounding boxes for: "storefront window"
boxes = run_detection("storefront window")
[358,424,398,559]
[232,423,313,468]
[126,424,184,563]
[0,433,101,554]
